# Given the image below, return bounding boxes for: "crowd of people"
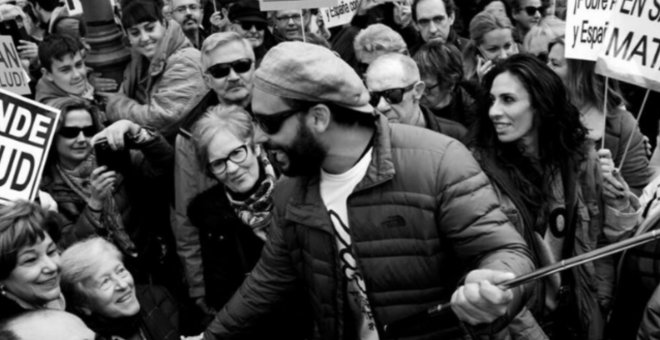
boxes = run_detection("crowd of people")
[1,0,660,339]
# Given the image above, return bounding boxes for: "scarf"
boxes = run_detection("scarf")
[84,312,143,340]
[225,152,277,241]
[56,155,137,257]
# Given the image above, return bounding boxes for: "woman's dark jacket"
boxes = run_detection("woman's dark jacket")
[187,184,313,339]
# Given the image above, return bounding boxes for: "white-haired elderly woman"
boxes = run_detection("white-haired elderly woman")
[188,104,311,339]
[60,237,179,340]
[353,23,409,76]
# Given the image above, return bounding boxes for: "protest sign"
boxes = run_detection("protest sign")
[64,0,83,16]
[260,0,338,12]
[0,89,60,205]
[595,0,660,92]
[565,0,616,61]
[320,0,359,28]
[0,36,30,96]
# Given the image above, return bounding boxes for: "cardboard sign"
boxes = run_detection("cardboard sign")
[0,89,60,205]
[260,0,338,12]
[595,0,660,92]
[64,0,83,16]
[320,0,359,28]
[0,36,30,96]
[564,0,616,61]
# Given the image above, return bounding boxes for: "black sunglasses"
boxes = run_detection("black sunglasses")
[523,6,545,16]
[58,126,96,138]
[206,59,253,78]
[253,106,308,134]
[369,83,416,106]
[238,21,267,31]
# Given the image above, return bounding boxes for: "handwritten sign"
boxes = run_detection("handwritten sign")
[0,89,59,205]
[260,0,338,12]
[0,36,30,96]
[565,0,616,61]
[320,0,359,28]
[595,0,660,91]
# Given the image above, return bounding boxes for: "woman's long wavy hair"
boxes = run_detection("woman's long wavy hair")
[469,54,587,206]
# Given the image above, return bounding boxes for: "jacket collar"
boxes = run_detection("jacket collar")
[284,115,395,230]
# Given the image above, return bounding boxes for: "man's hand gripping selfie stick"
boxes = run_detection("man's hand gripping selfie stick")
[384,225,660,336]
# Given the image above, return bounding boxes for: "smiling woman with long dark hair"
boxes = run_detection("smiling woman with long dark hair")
[468,54,639,340]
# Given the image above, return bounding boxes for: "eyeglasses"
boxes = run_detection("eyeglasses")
[253,106,307,134]
[416,15,447,28]
[276,14,302,23]
[58,125,96,138]
[208,144,249,174]
[173,3,201,13]
[369,83,416,106]
[523,6,545,16]
[237,21,267,31]
[205,59,253,78]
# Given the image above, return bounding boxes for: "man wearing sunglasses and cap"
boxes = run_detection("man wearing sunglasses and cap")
[364,52,466,142]
[172,32,257,320]
[202,41,533,340]
[227,0,275,65]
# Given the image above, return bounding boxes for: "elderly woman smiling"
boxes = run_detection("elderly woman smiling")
[0,201,64,321]
[60,237,179,340]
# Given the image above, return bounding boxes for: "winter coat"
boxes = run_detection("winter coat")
[187,184,313,339]
[172,91,220,299]
[420,105,467,143]
[473,145,640,340]
[105,20,208,138]
[203,115,534,340]
[604,107,653,196]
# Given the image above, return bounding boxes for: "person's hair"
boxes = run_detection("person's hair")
[60,237,124,312]
[463,11,514,81]
[29,0,59,12]
[38,34,85,72]
[191,105,255,172]
[477,0,514,21]
[412,0,455,22]
[0,310,77,340]
[470,53,587,183]
[0,201,49,280]
[523,16,564,60]
[549,37,625,113]
[121,0,164,30]
[200,31,255,67]
[413,40,463,92]
[51,16,87,39]
[367,52,420,84]
[353,24,408,62]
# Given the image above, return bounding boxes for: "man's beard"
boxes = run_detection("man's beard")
[270,122,326,177]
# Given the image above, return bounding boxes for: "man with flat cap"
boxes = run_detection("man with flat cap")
[203,41,533,340]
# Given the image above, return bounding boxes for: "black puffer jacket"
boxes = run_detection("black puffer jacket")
[204,116,534,340]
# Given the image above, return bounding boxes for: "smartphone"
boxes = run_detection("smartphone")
[0,19,31,46]
[94,138,129,173]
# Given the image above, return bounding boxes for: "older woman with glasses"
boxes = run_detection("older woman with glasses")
[60,237,179,340]
[40,98,174,280]
[189,104,311,338]
[0,201,64,321]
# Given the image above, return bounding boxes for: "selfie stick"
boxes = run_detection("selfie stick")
[384,227,660,335]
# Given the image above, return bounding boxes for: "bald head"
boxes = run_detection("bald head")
[366,53,421,85]
[1,310,95,340]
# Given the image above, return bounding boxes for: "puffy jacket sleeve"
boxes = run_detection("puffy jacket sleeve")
[203,208,299,339]
[105,49,207,133]
[173,134,215,298]
[435,140,535,326]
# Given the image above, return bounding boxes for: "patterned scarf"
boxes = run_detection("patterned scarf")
[56,155,137,257]
[225,152,277,241]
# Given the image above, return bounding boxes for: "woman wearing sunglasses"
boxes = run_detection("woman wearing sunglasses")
[40,98,174,273]
[462,10,519,84]
[188,105,311,338]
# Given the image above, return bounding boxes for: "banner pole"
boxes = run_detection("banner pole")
[617,89,651,171]
[300,9,306,42]
[601,77,609,150]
